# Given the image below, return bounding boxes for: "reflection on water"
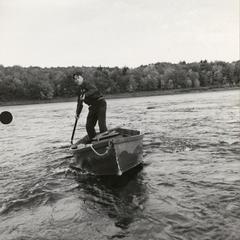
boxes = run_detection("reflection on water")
[73,164,147,230]
[0,90,240,239]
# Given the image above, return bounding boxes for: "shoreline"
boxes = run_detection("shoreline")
[0,86,239,107]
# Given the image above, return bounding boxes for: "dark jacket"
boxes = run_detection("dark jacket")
[76,81,104,116]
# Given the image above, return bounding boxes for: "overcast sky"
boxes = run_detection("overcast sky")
[0,0,239,68]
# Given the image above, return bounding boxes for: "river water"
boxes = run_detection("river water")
[0,90,240,240]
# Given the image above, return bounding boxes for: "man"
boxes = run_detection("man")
[73,72,107,143]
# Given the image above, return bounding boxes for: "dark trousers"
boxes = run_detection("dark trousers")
[86,99,107,140]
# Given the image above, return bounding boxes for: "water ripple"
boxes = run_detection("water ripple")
[0,90,240,239]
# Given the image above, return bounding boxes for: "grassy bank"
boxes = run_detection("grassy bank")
[1,86,239,107]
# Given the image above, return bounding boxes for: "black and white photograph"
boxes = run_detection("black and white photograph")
[0,0,239,239]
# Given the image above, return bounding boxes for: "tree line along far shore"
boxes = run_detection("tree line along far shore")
[0,60,239,102]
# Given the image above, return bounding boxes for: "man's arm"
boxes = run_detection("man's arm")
[76,92,84,117]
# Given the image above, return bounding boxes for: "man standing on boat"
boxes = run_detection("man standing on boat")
[72,72,108,144]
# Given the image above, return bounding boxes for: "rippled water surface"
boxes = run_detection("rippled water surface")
[1,90,240,240]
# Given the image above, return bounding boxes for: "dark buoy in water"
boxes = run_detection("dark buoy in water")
[0,111,13,124]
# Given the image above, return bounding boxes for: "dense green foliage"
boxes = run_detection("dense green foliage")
[0,60,239,102]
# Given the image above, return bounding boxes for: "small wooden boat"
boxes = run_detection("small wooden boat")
[70,128,144,176]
